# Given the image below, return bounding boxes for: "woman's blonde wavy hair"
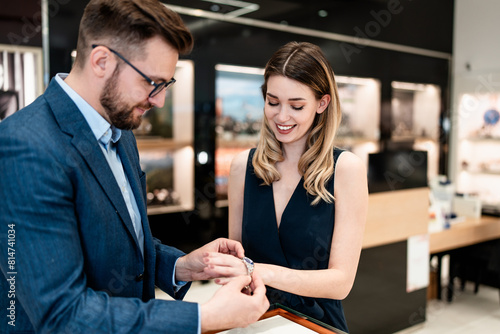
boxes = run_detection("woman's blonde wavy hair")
[253,41,342,205]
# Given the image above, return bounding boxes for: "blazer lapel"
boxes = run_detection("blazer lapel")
[44,79,141,249]
[116,138,152,247]
[116,138,148,223]
[117,138,156,298]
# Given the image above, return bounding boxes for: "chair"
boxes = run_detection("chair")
[448,239,500,304]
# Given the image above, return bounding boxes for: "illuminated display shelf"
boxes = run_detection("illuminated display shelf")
[135,60,195,215]
[390,81,442,180]
[452,80,500,212]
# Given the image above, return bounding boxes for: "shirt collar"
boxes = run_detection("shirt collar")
[98,125,122,150]
[54,73,122,148]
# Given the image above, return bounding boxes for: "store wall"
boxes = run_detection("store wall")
[452,0,500,75]
[449,0,500,208]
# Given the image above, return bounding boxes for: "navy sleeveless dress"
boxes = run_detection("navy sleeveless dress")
[242,147,348,333]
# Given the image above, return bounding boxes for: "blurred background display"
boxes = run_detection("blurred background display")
[215,64,264,202]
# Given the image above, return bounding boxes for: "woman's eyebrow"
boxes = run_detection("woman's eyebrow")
[266,93,305,101]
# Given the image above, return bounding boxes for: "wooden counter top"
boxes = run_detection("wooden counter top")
[430,215,500,253]
[363,187,429,249]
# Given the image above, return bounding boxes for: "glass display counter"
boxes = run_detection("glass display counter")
[208,304,346,334]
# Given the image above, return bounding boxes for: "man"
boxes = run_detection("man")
[0,0,268,333]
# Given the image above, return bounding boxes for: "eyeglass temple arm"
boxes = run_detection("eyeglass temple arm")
[91,44,155,85]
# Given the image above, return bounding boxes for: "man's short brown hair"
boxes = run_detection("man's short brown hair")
[73,0,193,68]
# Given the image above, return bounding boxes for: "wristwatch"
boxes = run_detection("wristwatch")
[241,256,254,275]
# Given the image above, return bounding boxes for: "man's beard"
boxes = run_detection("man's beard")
[100,67,152,130]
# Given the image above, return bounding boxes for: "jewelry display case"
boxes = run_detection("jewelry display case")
[134,60,195,214]
[391,81,441,179]
[336,76,381,167]
[0,44,43,121]
[214,64,265,204]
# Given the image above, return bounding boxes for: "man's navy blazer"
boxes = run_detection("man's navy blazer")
[0,79,199,333]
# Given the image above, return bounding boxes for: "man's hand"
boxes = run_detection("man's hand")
[200,273,270,332]
[202,252,249,284]
[175,238,245,282]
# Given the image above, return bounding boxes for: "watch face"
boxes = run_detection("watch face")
[243,257,254,274]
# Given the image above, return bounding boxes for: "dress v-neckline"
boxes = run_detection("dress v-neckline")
[271,178,303,230]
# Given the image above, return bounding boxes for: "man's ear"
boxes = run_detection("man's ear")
[317,94,331,114]
[89,45,115,78]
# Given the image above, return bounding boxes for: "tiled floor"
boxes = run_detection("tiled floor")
[156,281,500,333]
[399,283,500,334]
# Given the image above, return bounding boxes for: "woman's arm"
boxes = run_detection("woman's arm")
[228,149,251,242]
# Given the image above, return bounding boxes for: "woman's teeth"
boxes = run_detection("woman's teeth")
[277,124,294,130]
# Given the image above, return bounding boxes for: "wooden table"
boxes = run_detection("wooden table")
[430,215,500,253]
[429,215,500,300]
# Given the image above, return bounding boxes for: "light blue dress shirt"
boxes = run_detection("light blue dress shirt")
[55,74,200,333]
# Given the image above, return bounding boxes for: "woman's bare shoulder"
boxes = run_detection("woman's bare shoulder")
[230,148,252,176]
[335,150,366,179]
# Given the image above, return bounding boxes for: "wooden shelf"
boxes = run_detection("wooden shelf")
[147,204,194,215]
[136,138,192,151]
[461,169,500,176]
[216,138,258,149]
[335,137,378,145]
[391,136,437,142]
[461,136,500,142]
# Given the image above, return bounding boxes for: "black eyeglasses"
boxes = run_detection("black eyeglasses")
[92,44,175,98]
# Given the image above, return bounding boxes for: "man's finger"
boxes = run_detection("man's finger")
[227,274,252,290]
[249,273,265,296]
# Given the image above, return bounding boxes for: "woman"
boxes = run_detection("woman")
[208,41,367,332]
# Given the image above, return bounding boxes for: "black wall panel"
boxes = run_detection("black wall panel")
[343,241,427,334]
